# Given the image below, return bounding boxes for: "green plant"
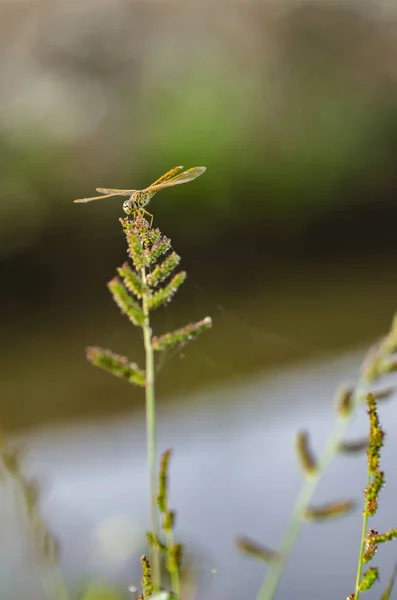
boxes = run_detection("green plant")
[349,391,397,599]
[237,315,397,600]
[0,430,70,600]
[86,215,212,598]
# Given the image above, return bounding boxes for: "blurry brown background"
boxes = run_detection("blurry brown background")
[2,0,397,431]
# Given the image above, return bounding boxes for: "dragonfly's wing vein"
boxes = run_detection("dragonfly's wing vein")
[149,166,184,187]
[146,167,206,193]
[96,188,133,195]
[74,193,123,203]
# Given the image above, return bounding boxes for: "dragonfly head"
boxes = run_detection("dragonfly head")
[122,191,140,215]
[123,198,136,215]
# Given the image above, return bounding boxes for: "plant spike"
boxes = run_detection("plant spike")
[352,392,392,599]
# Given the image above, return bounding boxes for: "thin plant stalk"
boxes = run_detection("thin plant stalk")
[1,436,70,600]
[166,528,180,598]
[157,449,182,599]
[141,265,160,589]
[354,468,372,600]
[256,387,367,600]
[349,392,391,598]
[11,483,55,600]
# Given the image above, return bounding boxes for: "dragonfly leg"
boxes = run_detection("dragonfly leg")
[143,209,154,228]
[133,208,153,228]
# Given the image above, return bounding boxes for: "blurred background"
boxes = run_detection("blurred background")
[2,0,397,598]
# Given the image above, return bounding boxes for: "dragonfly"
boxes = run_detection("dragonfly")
[74,165,206,225]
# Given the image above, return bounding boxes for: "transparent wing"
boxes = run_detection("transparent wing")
[96,188,133,195]
[146,166,206,193]
[74,193,124,204]
[149,166,184,187]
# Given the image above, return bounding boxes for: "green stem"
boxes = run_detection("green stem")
[9,472,70,600]
[166,530,181,599]
[141,266,161,589]
[354,468,372,600]
[256,387,367,600]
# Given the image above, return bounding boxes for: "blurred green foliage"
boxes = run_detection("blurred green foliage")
[2,0,397,256]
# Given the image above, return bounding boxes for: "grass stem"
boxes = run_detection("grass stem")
[166,529,181,599]
[256,388,367,600]
[354,468,371,600]
[141,265,160,590]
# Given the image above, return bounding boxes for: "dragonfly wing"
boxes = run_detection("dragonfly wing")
[149,166,184,187]
[147,166,206,192]
[96,188,133,195]
[74,193,122,203]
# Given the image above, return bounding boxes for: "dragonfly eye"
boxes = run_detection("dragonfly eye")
[123,200,133,215]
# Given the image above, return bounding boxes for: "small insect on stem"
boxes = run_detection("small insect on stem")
[74,165,206,227]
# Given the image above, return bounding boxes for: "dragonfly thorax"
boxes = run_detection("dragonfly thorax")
[122,190,154,216]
